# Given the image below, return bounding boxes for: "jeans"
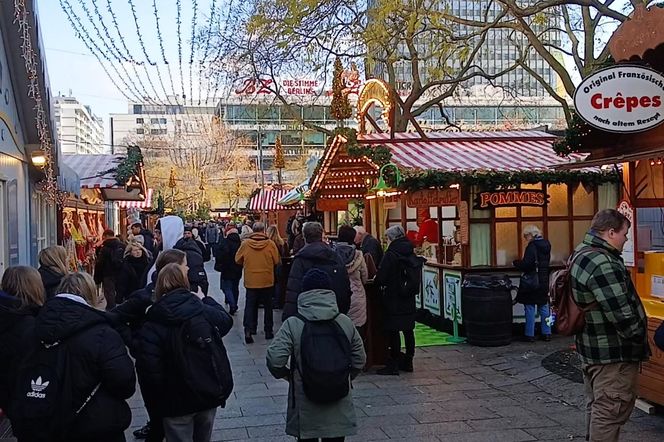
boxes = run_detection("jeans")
[244,287,274,334]
[524,304,551,337]
[221,278,240,310]
[387,329,415,360]
[162,408,216,442]
[583,362,639,441]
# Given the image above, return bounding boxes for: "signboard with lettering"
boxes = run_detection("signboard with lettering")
[235,78,322,96]
[476,190,548,209]
[406,188,460,208]
[617,200,636,267]
[574,65,664,133]
[458,201,469,245]
[316,199,349,212]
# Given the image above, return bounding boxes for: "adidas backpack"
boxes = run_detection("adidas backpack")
[9,337,98,440]
[295,313,353,404]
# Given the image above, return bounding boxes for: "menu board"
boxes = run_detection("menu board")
[422,265,441,316]
[459,201,469,245]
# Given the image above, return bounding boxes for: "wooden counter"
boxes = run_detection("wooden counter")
[417,261,564,336]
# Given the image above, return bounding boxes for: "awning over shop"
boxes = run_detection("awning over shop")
[118,188,154,209]
[277,180,309,206]
[249,188,290,211]
[57,161,80,197]
[359,131,588,171]
[63,152,147,201]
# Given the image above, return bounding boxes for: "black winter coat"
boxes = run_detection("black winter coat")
[115,254,152,304]
[175,238,208,286]
[283,241,351,321]
[109,275,156,356]
[139,228,156,256]
[0,292,39,410]
[38,266,65,299]
[94,237,125,284]
[135,289,233,417]
[28,296,136,441]
[361,234,384,267]
[214,233,243,280]
[514,236,551,305]
[375,237,419,331]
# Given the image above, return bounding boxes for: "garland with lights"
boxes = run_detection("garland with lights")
[113,146,144,186]
[399,168,622,192]
[14,0,65,205]
[552,111,595,156]
[274,136,285,169]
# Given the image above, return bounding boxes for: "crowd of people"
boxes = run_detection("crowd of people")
[1,209,663,441]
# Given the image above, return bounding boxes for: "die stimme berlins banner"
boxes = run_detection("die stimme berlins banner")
[475,190,548,210]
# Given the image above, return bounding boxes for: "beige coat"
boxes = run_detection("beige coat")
[346,250,368,327]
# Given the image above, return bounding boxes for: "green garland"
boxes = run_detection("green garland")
[399,168,622,192]
[114,145,144,185]
[552,112,594,156]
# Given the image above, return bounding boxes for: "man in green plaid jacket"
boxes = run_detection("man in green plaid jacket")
[570,209,648,442]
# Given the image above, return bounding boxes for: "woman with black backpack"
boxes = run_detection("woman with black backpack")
[9,272,136,442]
[135,263,233,442]
[267,268,366,442]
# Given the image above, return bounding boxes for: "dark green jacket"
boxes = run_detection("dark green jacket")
[570,232,648,366]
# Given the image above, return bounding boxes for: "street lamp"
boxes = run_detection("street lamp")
[31,150,47,168]
[371,162,401,197]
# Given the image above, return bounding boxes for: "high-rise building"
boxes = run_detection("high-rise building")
[368,0,561,97]
[53,94,104,154]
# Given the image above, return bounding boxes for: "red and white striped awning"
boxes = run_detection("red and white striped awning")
[249,188,290,211]
[118,188,153,209]
[359,131,588,171]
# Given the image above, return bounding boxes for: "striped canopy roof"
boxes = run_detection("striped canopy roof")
[248,188,290,211]
[359,131,587,171]
[118,188,153,209]
[62,154,124,189]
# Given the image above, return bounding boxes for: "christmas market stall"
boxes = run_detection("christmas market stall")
[61,146,148,272]
[248,185,297,237]
[310,79,622,342]
[552,4,664,406]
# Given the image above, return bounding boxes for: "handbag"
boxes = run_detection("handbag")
[519,258,539,291]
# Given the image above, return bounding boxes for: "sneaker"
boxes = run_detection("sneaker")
[541,334,552,342]
[398,354,414,372]
[133,422,151,439]
[522,336,536,343]
[245,330,254,344]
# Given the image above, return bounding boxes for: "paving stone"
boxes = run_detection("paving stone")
[440,429,537,442]
[380,420,473,438]
[210,427,250,441]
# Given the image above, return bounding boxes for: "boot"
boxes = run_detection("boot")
[398,353,413,373]
[376,359,399,376]
[244,330,254,344]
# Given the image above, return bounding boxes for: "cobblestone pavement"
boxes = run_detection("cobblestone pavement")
[119,260,661,440]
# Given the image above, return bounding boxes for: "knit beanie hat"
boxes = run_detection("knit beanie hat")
[301,268,331,292]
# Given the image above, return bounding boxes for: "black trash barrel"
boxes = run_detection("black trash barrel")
[461,275,513,347]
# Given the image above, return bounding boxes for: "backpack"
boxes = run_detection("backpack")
[170,313,233,408]
[295,313,353,404]
[398,255,425,298]
[549,248,601,336]
[9,335,98,441]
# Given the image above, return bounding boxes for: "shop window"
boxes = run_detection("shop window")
[496,207,517,218]
[572,185,595,216]
[388,207,400,219]
[470,223,491,266]
[548,220,571,264]
[521,183,543,217]
[547,184,569,216]
[573,220,592,248]
[470,186,490,219]
[598,183,619,210]
[495,222,518,266]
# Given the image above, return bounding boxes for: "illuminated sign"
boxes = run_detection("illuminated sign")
[476,190,547,209]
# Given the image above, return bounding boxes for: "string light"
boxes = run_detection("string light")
[14,0,63,204]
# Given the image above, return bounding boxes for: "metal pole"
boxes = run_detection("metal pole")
[258,126,264,189]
